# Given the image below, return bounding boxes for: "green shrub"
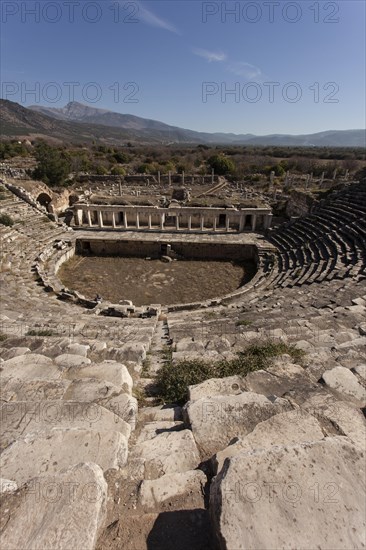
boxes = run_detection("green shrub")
[0,333,7,342]
[26,329,55,337]
[0,213,14,226]
[155,341,305,404]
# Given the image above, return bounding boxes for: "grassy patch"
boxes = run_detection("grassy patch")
[0,213,14,227]
[26,329,55,337]
[0,333,7,342]
[155,340,305,404]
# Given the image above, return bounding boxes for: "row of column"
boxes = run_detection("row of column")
[81,210,272,232]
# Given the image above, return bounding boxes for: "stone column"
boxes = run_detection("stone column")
[251,214,257,231]
[87,210,92,227]
[212,168,214,185]
[239,214,245,232]
[168,171,172,186]
[124,211,128,229]
[160,213,165,230]
[97,210,104,229]
[226,215,230,232]
[200,215,204,231]
[74,208,83,226]
[112,212,116,228]
[148,214,152,229]
[213,216,217,232]
[175,215,179,230]
[158,171,161,184]
[136,213,140,229]
[188,216,192,231]
[182,171,185,185]
[264,213,273,230]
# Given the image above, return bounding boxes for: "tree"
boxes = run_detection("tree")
[207,154,235,175]
[33,142,71,186]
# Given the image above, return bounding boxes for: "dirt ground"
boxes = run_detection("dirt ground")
[59,256,256,306]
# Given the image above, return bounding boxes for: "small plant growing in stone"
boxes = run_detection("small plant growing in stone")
[155,340,305,404]
[0,213,14,227]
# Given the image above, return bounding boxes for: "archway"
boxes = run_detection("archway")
[37,192,52,212]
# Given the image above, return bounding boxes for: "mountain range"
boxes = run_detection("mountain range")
[1,99,365,147]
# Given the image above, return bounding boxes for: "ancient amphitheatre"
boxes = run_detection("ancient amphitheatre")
[0,153,365,550]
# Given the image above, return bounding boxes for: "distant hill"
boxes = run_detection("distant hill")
[1,99,365,147]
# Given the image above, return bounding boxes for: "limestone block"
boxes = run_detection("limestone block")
[353,364,366,381]
[210,438,366,550]
[213,410,324,474]
[0,401,131,452]
[0,478,17,494]
[0,354,61,382]
[66,343,90,357]
[0,463,108,550]
[1,347,31,360]
[0,378,70,402]
[139,470,207,509]
[137,429,201,480]
[63,361,132,393]
[139,405,183,423]
[186,392,292,460]
[0,427,129,485]
[322,366,366,404]
[175,338,205,353]
[54,354,91,368]
[188,376,247,402]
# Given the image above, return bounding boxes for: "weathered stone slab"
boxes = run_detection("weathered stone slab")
[54,354,91,368]
[322,366,366,404]
[213,410,325,474]
[0,401,131,452]
[63,361,132,393]
[244,363,317,398]
[186,392,292,460]
[110,343,146,363]
[66,343,90,357]
[0,427,128,485]
[139,405,183,423]
[137,429,201,480]
[1,347,31,361]
[1,378,70,402]
[0,354,60,382]
[139,470,206,510]
[353,364,366,381]
[175,338,205,353]
[188,376,246,402]
[0,462,107,550]
[210,438,366,550]
[301,395,366,450]
[0,478,17,494]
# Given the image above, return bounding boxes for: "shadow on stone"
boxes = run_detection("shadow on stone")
[146,509,213,550]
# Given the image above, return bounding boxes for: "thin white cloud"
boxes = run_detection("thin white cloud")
[193,48,227,63]
[227,62,263,80]
[137,2,180,34]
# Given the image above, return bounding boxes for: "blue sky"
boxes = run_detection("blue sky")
[1,0,365,135]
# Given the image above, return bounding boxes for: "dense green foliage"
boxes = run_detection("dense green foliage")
[0,140,30,160]
[32,142,71,186]
[207,154,236,175]
[156,341,305,404]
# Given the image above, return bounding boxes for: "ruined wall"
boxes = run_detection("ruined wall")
[285,190,318,218]
[75,238,257,261]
